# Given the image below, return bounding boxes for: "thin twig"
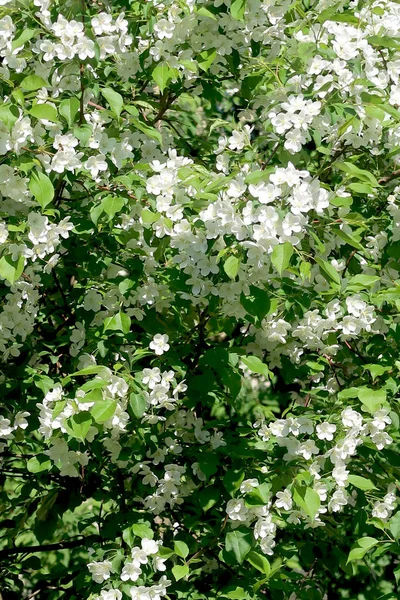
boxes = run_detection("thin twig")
[0,535,99,558]
[378,169,400,185]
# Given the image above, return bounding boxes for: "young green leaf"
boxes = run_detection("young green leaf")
[224,256,240,279]
[59,97,80,127]
[172,564,189,581]
[293,485,320,521]
[241,355,270,378]
[29,103,58,123]
[90,400,117,424]
[20,75,49,91]
[100,88,124,118]
[347,475,377,491]
[29,172,54,209]
[246,551,270,576]
[129,392,147,418]
[103,312,131,334]
[271,242,294,275]
[225,529,252,564]
[174,540,189,559]
[152,63,173,93]
[347,537,378,563]
[230,0,247,20]
[0,255,25,285]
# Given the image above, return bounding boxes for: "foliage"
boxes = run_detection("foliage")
[0,0,400,599]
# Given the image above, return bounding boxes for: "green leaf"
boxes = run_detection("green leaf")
[221,586,247,599]
[198,487,220,512]
[141,208,160,224]
[67,412,92,442]
[367,35,400,49]
[246,551,270,576]
[347,475,377,491]
[394,564,400,585]
[223,469,245,495]
[11,28,35,51]
[158,546,174,558]
[27,455,52,473]
[230,0,247,20]
[71,366,108,376]
[315,257,341,286]
[196,6,218,20]
[224,256,240,279]
[347,537,378,563]
[0,104,19,130]
[198,48,217,72]
[0,255,25,284]
[240,286,270,320]
[389,511,400,540]
[59,97,80,127]
[129,392,147,418]
[172,564,189,581]
[130,118,162,144]
[347,274,380,290]
[293,485,320,521]
[336,161,380,187]
[29,103,58,123]
[91,400,117,424]
[174,540,189,559]
[348,182,374,195]
[100,88,124,118]
[225,529,252,564]
[241,355,270,379]
[363,364,391,381]
[132,523,154,539]
[271,242,293,275]
[101,195,125,220]
[357,387,387,414]
[103,312,131,334]
[29,172,54,209]
[152,63,173,94]
[20,75,49,91]
[335,229,364,251]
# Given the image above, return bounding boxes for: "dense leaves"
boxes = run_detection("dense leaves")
[1,0,400,600]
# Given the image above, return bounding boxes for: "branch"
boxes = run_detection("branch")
[378,169,400,185]
[78,0,86,125]
[152,91,177,125]
[0,535,99,559]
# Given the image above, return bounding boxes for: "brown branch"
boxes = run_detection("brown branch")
[378,169,400,185]
[88,100,105,111]
[79,0,86,125]
[152,91,177,125]
[0,535,99,559]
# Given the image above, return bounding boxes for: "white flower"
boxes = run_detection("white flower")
[226,498,248,521]
[341,408,363,430]
[149,334,170,356]
[298,440,319,460]
[154,19,175,40]
[141,538,159,555]
[84,154,108,179]
[121,562,142,582]
[76,37,95,60]
[332,464,349,487]
[275,488,292,511]
[372,501,390,520]
[99,590,123,600]
[87,560,112,583]
[0,416,13,437]
[371,408,392,431]
[91,12,115,35]
[240,478,259,494]
[316,422,336,441]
